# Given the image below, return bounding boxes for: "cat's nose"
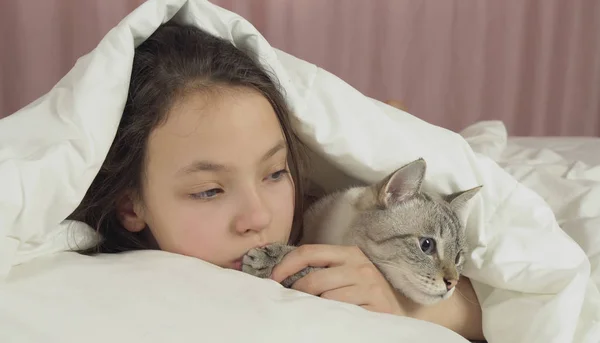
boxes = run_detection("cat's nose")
[443,278,457,291]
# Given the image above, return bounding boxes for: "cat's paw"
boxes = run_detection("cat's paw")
[242,243,292,279]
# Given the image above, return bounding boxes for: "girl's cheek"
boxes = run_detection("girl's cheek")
[270,180,295,235]
[179,203,226,235]
[161,203,227,253]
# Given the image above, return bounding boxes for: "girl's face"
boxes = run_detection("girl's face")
[122,88,295,270]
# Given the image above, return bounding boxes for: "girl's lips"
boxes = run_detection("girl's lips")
[233,243,271,271]
[232,259,243,271]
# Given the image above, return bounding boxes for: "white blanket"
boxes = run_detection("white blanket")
[463,121,600,293]
[0,1,599,342]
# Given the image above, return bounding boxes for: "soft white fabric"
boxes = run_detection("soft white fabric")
[0,0,599,342]
[462,121,600,341]
[1,251,468,343]
[464,122,600,291]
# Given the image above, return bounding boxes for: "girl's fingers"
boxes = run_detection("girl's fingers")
[291,265,358,296]
[270,244,366,283]
[267,244,404,316]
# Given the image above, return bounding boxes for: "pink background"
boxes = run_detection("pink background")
[1,0,599,136]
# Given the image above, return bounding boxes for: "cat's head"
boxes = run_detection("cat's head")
[351,158,481,305]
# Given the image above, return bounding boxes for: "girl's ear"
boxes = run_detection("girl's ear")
[116,191,147,232]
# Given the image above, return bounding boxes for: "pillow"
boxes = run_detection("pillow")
[0,250,469,342]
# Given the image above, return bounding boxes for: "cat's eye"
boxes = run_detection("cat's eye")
[418,237,436,255]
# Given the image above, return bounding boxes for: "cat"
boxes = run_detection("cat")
[242,158,482,305]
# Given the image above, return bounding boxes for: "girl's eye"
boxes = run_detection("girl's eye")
[190,188,223,200]
[418,237,436,255]
[266,169,288,181]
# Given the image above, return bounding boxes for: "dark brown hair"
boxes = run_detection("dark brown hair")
[69,21,308,254]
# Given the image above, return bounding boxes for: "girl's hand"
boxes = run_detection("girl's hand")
[270,244,405,315]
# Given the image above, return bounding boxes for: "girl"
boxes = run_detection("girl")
[69,21,484,341]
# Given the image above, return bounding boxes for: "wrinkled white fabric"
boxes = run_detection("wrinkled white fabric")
[463,121,600,342]
[1,1,599,342]
[465,123,600,291]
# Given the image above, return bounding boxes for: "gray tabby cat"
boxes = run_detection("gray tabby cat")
[242,158,481,305]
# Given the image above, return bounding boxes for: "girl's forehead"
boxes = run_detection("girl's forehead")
[146,90,286,172]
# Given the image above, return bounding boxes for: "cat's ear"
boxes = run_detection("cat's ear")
[377,158,426,207]
[445,185,482,224]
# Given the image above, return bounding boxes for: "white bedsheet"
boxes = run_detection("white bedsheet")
[1,1,599,342]
[500,135,600,288]
[463,121,600,339]
[495,125,600,288]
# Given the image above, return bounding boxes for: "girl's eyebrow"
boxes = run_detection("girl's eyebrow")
[176,140,286,176]
[260,140,286,163]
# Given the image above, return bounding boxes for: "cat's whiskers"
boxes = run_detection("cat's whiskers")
[371,258,453,294]
[369,258,410,274]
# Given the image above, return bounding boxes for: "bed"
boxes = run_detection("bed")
[461,121,600,286]
[496,135,600,289]
[2,119,598,343]
[1,1,599,343]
